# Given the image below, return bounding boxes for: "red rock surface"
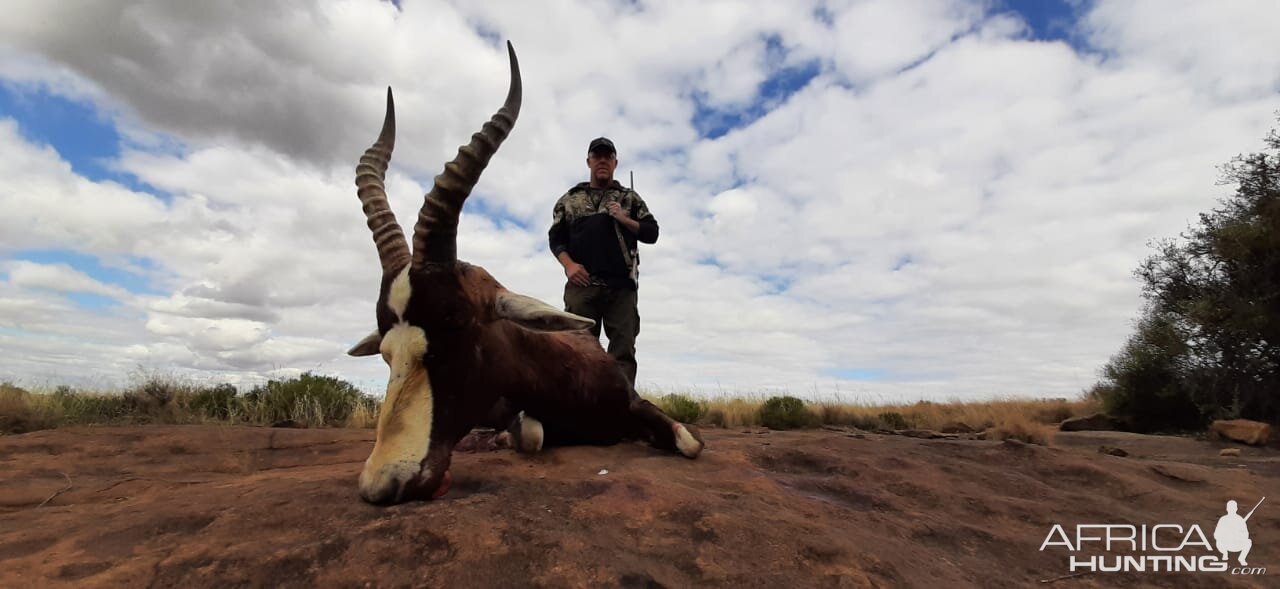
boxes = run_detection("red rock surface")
[1,426,1277,588]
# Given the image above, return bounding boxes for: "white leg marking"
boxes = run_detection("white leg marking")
[674,423,702,458]
[519,412,544,453]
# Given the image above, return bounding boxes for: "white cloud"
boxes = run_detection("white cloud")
[0,120,171,255]
[830,0,988,83]
[1081,0,1280,99]
[0,0,1277,401]
[2,260,131,300]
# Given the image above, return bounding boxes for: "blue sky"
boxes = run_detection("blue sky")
[0,83,157,194]
[1003,0,1083,43]
[691,0,1087,136]
[0,83,171,310]
[0,0,1276,397]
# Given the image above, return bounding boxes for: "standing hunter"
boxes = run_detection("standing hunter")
[548,137,658,388]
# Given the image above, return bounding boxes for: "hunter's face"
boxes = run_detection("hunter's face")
[588,150,617,182]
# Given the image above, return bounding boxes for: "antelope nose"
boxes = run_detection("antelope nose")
[358,472,403,505]
[358,463,410,505]
[359,482,396,505]
[359,464,448,504]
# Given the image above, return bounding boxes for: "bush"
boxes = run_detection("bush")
[658,393,706,424]
[0,382,56,434]
[120,377,184,419]
[50,387,135,423]
[877,411,909,430]
[188,384,240,420]
[0,382,29,398]
[1094,121,1280,430]
[759,395,817,430]
[846,413,884,431]
[244,372,372,427]
[138,378,178,406]
[1096,312,1200,432]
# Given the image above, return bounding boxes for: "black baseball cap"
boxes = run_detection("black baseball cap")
[588,137,616,155]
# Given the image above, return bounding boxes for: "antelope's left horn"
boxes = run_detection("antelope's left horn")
[356,87,411,274]
[411,41,522,268]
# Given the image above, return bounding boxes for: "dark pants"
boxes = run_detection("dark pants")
[564,283,639,387]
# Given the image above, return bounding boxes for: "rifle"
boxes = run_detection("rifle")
[1244,496,1265,521]
[608,170,637,285]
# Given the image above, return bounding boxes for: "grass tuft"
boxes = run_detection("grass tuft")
[986,417,1056,446]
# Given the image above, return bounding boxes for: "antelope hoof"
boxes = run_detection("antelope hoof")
[673,423,704,459]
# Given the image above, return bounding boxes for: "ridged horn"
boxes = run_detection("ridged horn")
[411,40,522,268]
[355,87,411,274]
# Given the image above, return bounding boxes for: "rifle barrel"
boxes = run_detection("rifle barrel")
[1244,496,1265,521]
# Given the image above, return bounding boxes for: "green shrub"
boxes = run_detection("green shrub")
[48,386,135,423]
[1096,312,1200,432]
[119,377,182,419]
[188,384,240,420]
[138,378,178,406]
[244,372,371,427]
[85,396,137,421]
[758,395,817,430]
[1092,121,1280,430]
[658,393,706,424]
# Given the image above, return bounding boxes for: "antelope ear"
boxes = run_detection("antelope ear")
[347,330,384,356]
[496,292,594,332]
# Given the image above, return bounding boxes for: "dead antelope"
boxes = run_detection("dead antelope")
[348,42,704,505]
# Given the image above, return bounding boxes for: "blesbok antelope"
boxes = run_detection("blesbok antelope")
[348,42,704,505]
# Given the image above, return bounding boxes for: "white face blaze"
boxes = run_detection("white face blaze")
[358,268,436,503]
[387,265,413,318]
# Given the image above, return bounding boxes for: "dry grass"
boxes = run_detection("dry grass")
[346,400,380,429]
[984,416,1057,446]
[0,373,381,435]
[1,382,58,434]
[645,390,1098,437]
[4,375,1096,446]
[800,396,1094,433]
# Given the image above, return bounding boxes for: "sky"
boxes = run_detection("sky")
[0,0,1277,402]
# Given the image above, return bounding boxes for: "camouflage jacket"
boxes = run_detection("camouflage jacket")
[548,180,659,290]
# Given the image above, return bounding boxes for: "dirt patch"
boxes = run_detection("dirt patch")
[0,426,1276,587]
[0,536,58,560]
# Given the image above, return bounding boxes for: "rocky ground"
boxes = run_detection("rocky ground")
[1,425,1277,588]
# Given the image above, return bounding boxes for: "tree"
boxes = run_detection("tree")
[1097,118,1280,430]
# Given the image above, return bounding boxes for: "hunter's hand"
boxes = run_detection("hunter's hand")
[606,201,626,221]
[564,261,591,287]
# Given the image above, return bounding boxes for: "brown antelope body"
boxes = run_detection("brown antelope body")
[348,42,703,505]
